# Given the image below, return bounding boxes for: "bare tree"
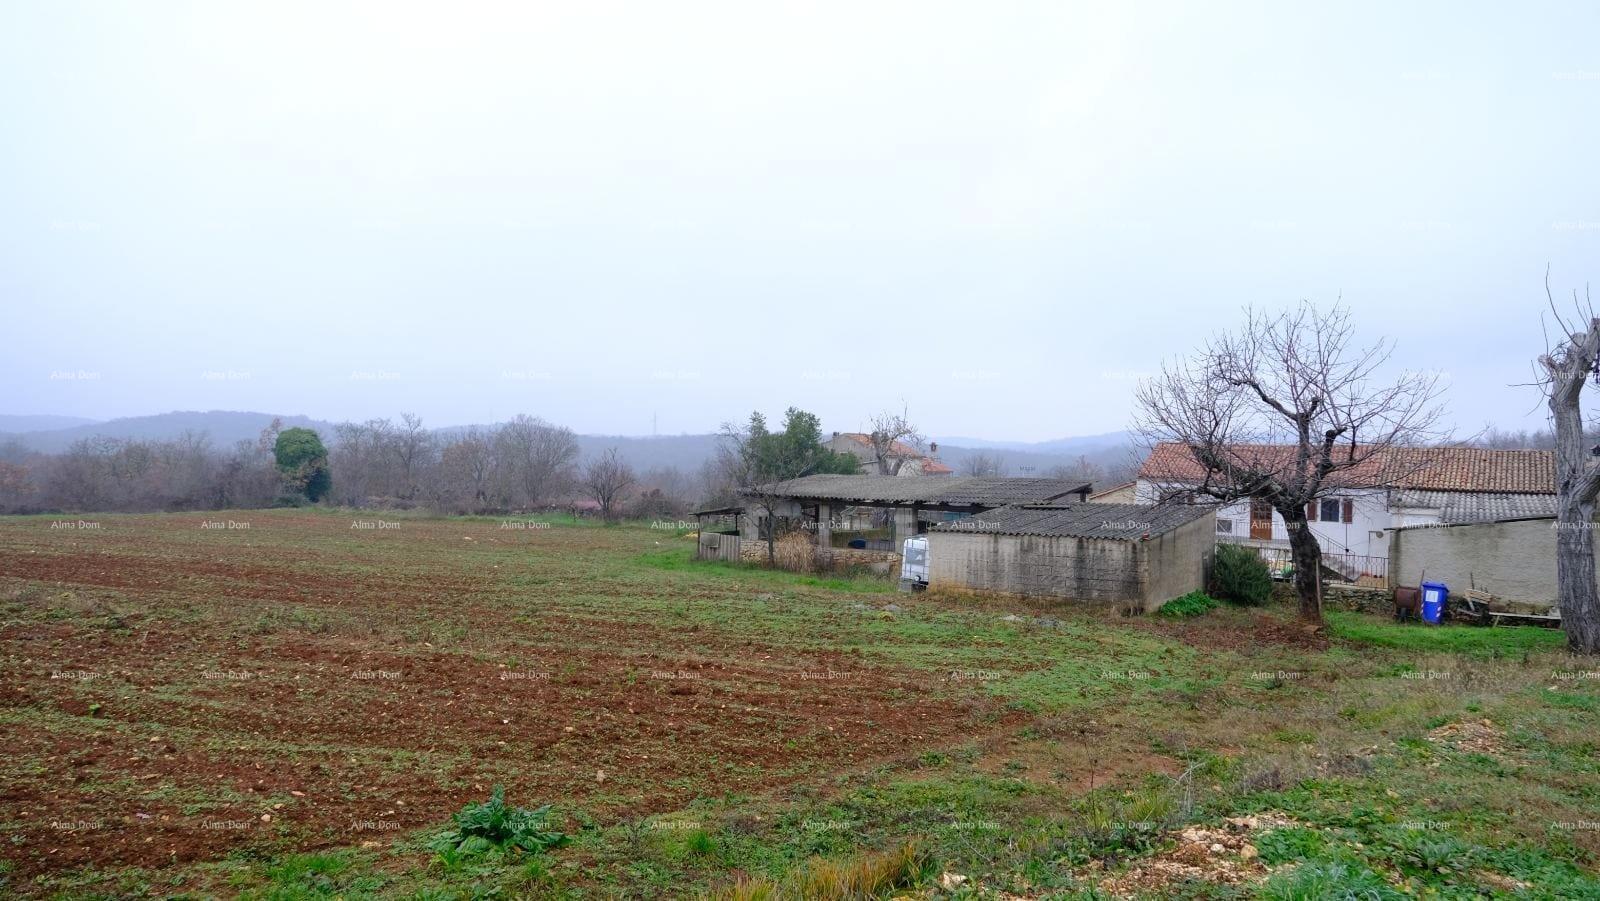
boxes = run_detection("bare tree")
[388,412,435,502]
[1472,426,1555,450]
[962,452,1008,477]
[866,406,923,475]
[582,447,636,523]
[329,418,394,505]
[1135,300,1445,623]
[1048,454,1104,486]
[497,415,579,509]
[438,425,500,513]
[1536,280,1600,654]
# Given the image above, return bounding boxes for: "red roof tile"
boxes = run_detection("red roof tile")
[834,432,924,457]
[1138,442,1553,495]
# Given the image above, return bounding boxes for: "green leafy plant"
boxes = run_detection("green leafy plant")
[1258,858,1405,900]
[1256,826,1327,865]
[429,786,569,856]
[1211,543,1273,605]
[1157,591,1219,618]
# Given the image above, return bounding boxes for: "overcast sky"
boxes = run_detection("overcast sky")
[4,1,1599,441]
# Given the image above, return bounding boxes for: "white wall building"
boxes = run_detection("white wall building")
[1136,443,1555,572]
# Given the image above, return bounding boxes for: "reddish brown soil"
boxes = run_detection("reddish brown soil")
[0,514,1007,880]
[1128,608,1330,651]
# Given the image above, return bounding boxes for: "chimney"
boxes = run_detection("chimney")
[929,442,939,458]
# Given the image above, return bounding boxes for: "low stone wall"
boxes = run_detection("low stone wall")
[818,546,901,575]
[1271,582,1391,614]
[738,537,898,575]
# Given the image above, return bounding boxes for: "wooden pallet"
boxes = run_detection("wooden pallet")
[1462,587,1561,627]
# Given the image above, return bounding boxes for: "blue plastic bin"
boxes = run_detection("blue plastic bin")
[1421,581,1448,624]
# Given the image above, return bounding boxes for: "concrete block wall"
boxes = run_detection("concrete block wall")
[1388,517,1585,604]
[1141,512,1216,609]
[928,532,1145,605]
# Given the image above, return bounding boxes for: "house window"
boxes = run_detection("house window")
[1216,519,1234,534]
[1319,499,1341,522]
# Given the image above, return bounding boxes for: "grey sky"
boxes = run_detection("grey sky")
[4,1,1598,441]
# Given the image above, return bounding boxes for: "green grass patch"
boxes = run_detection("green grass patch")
[1326,611,1566,656]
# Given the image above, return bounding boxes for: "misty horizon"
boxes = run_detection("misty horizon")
[7,3,1600,441]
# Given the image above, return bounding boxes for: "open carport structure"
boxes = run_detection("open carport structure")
[738,474,1093,555]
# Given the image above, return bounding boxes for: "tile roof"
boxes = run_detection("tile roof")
[1139,442,1554,495]
[833,432,923,458]
[833,433,953,474]
[748,475,1091,507]
[931,502,1213,540]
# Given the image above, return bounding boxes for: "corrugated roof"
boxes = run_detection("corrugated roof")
[1393,490,1557,524]
[931,502,1212,540]
[748,474,1091,507]
[1140,442,1554,495]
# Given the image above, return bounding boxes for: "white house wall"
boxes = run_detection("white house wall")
[1134,481,1413,558]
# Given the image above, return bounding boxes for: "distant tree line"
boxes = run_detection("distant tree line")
[0,413,735,521]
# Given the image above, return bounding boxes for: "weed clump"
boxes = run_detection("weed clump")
[429,786,568,856]
[1158,591,1219,618]
[711,842,932,900]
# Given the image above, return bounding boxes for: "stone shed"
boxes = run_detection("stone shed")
[926,502,1215,612]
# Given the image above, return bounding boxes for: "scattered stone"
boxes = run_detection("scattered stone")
[881,603,903,613]
[1427,719,1507,758]
[1475,870,1531,892]
[939,872,969,889]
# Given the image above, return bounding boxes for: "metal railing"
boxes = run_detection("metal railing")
[1217,536,1388,589]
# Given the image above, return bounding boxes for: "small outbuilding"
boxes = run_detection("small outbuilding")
[926,502,1215,612]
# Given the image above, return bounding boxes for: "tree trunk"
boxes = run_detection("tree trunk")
[1283,511,1324,623]
[1551,380,1600,654]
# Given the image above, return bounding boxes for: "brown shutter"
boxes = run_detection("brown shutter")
[1306,501,1317,520]
[1342,499,1354,523]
